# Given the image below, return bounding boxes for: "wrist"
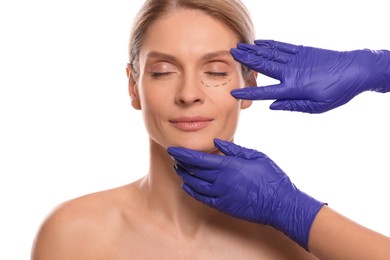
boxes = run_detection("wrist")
[271,188,324,250]
[369,49,390,93]
[377,50,390,92]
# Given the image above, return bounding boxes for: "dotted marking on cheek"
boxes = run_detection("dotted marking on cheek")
[221,78,232,86]
[201,77,232,88]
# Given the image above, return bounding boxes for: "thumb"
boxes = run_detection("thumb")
[214,139,265,160]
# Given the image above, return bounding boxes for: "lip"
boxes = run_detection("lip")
[169,116,214,131]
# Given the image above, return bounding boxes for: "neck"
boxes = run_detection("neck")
[138,139,217,237]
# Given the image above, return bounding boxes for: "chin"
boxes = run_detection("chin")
[172,138,218,153]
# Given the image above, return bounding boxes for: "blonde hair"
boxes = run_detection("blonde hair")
[128,0,255,77]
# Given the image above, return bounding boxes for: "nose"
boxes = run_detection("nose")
[174,74,205,106]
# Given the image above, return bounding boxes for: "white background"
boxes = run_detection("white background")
[1,0,389,258]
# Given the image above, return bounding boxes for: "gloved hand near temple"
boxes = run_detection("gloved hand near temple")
[167,139,324,250]
[230,40,390,113]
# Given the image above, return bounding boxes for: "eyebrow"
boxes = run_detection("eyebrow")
[200,50,232,61]
[146,50,232,62]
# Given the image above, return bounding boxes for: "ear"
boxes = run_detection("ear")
[240,71,257,109]
[126,64,141,110]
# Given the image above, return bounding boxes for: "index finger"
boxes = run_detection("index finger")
[230,48,286,80]
[254,39,301,54]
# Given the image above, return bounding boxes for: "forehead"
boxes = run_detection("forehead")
[140,9,239,60]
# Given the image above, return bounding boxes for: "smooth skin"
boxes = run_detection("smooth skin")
[31,10,317,259]
[309,206,390,259]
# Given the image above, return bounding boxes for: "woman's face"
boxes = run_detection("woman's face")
[128,9,253,152]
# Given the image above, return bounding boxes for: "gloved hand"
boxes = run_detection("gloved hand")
[167,139,324,250]
[231,40,390,113]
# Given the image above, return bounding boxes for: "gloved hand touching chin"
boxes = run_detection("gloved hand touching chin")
[167,139,325,250]
[230,40,390,113]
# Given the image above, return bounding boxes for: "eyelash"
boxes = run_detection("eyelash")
[150,72,173,78]
[205,72,228,77]
[150,71,228,78]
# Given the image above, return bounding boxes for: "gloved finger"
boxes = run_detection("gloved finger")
[182,183,218,206]
[237,43,292,63]
[167,147,225,170]
[231,84,304,101]
[174,162,217,183]
[230,48,285,80]
[254,39,301,54]
[270,99,327,114]
[214,139,265,160]
[177,168,220,197]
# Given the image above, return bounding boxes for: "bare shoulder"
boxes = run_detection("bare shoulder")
[31,181,141,260]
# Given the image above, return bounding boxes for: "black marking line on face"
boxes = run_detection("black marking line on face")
[201,77,232,88]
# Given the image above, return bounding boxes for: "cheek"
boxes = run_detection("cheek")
[216,77,245,118]
[139,79,172,112]
[210,89,241,118]
[208,76,243,106]
[138,85,168,137]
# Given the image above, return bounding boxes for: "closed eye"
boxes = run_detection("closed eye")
[205,72,228,77]
[150,72,175,78]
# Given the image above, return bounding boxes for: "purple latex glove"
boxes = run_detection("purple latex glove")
[167,139,324,250]
[231,40,390,113]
